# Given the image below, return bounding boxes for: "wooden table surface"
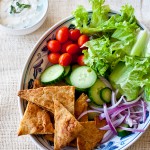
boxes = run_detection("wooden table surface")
[0,0,150,149]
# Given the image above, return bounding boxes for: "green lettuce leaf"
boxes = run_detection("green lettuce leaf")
[110,56,150,100]
[72,5,88,29]
[144,85,150,102]
[72,1,138,35]
[89,0,110,28]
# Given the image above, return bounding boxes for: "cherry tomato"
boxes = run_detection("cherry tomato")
[77,55,85,66]
[56,27,69,43]
[59,53,72,66]
[61,40,73,53]
[69,29,81,41]
[66,44,79,55]
[47,40,61,53]
[78,35,89,47]
[48,53,60,64]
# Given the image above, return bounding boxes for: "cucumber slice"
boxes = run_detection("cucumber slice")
[40,64,64,85]
[117,124,131,137]
[88,79,106,105]
[70,66,97,90]
[64,66,71,76]
[100,87,112,103]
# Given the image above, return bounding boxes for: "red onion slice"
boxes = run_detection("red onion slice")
[101,130,114,144]
[122,95,142,105]
[100,101,142,120]
[86,99,91,102]
[99,76,112,89]
[100,115,126,130]
[92,95,124,114]
[103,104,117,135]
[111,91,116,106]
[77,110,101,120]
[141,100,146,123]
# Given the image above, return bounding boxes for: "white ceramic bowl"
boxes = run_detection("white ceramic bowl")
[18,11,150,150]
[0,0,48,35]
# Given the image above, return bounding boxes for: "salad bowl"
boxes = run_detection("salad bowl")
[18,10,150,150]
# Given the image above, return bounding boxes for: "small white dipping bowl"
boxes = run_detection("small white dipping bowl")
[0,0,48,35]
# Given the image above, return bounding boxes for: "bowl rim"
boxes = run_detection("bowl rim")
[0,0,49,32]
[18,10,149,150]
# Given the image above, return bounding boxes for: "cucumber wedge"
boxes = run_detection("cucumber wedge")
[70,66,97,90]
[40,64,64,85]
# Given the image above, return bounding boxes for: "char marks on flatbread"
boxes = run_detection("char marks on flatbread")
[54,100,83,150]
[17,102,54,136]
[18,86,75,114]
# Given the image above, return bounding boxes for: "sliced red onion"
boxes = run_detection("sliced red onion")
[100,115,126,130]
[103,104,117,135]
[125,108,133,127]
[95,96,124,116]
[77,110,101,120]
[141,100,146,123]
[133,116,142,121]
[90,105,104,112]
[125,117,133,127]
[111,103,142,118]
[86,99,91,102]
[99,76,112,89]
[101,130,114,144]
[133,124,138,129]
[119,126,145,132]
[122,95,142,105]
[100,101,142,119]
[111,91,116,106]
[130,111,143,114]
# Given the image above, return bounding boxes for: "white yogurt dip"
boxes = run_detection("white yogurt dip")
[0,0,45,29]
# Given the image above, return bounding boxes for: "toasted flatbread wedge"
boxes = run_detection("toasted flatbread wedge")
[94,116,107,129]
[44,135,77,147]
[17,102,54,136]
[75,93,88,121]
[44,134,54,142]
[77,121,106,150]
[18,86,75,114]
[54,100,83,150]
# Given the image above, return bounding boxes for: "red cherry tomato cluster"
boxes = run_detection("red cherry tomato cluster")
[47,26,89,66]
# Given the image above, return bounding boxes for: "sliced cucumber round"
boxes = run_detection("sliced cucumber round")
[100,87,112,103]
[70,66,97,90]
[88,79,106,105]
[40,64,64,85]
[64,66,71,77]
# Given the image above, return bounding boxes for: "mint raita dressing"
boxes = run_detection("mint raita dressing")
[0,0,44,29]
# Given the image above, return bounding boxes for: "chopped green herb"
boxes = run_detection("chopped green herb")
[10,2,31,14]
[10,5,17,14]
[16,2,31,9]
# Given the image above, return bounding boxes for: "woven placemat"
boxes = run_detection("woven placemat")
[0,0,150,149]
